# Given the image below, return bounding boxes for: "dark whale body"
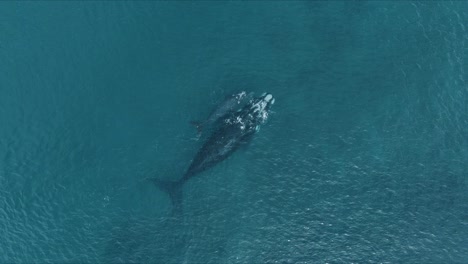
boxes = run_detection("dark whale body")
[151,93,275,214]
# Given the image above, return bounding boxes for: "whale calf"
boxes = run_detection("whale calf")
[190,91,254,136]
[151,93,275,214]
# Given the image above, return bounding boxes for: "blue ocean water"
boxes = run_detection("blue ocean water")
[0,2,467,263]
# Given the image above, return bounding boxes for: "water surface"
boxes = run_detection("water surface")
[0,2,467,263]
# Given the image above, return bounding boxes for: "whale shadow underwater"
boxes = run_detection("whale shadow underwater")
[149,92,275,214]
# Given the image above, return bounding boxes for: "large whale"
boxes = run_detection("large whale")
[151,93,275,213]
[190,91,254,136]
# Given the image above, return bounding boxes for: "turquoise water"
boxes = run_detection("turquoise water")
[1,2,467,263]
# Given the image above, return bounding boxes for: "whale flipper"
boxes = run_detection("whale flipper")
[149,178,183,215]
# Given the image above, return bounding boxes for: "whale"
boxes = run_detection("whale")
[151,93,275,214]
[190,91,254,136]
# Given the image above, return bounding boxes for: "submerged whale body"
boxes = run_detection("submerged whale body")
[151,93,275,214]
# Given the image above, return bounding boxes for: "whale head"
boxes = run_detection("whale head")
[225,92,274,132]
[248,92,275,124]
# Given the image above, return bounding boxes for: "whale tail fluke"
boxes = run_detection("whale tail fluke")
[190,121,203,137]
[149,178,183,215]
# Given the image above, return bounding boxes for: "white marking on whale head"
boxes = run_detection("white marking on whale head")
[248,93,274,124]
[235,91,247,101]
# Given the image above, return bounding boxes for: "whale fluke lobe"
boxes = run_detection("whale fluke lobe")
[149,178,183,215]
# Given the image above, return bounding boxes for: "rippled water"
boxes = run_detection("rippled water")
[1,2,467,263]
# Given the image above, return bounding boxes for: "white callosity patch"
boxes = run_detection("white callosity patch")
[235,91,247,103]
[235,116,246,130]
[250,93,274,123]
[224,115,246,130]
[225,93,274,130]
[260,111,269,122]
